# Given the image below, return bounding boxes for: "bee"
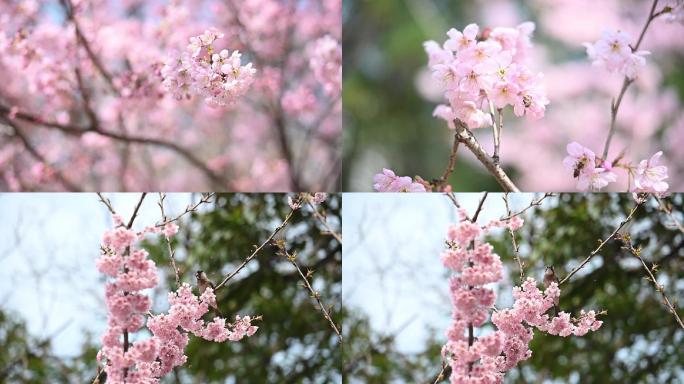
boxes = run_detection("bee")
[522,95,532,108]
[573,157,588,178]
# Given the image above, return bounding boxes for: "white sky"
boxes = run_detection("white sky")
[0,193,196,357]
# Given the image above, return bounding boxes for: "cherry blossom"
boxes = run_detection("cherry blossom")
[633,151,669,194]
[441,213,602,383]
[584,30,650,79]
[426,22,548,129]
[96,215,257,383]
[372,168,427,192]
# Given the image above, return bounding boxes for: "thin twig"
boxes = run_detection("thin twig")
[654,196,684,234]
[602,0,662,158]
[632,251,684,330]
[213,209,296,291]
[306,201,342,243]
[158,193,180,288]
[155,193,215,227]
[498,193,555,221]
[434,132,460,189]
[61,0,120,95]
[278,247,342,342]
[559,198,644,286]
[503,193,524,282]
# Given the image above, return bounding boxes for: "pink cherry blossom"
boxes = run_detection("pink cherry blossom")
[633,151,669,194]
[97,214,257,382]
[441,213,602,382]
[584,30,650,80]
[372,168,427,192]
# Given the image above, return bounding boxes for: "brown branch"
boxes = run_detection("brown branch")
[306,201,342,243]
[434,132,460,189]
[559,197,644,286]
[471,192,489,223]
[454,121,519,192]
[654,196,684,234]
[61,0,120,95]
[155,193,215,227]
[498,193,555,221]
[632,250,684,330]
[1,119,82,191]
[0,104,229,188]
[213,209,296,291]
[278,247,342,342]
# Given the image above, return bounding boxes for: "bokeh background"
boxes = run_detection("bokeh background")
[342,0,684,191]
[0,193,341,383]
[343,192,684,383]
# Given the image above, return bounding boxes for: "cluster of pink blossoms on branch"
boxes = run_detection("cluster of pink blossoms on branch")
[584,30,650,80]
[96,215,257,383]
[426,22,548,129]
[440,209,602,383]
[161,29,256,107]
[564,142,668,193]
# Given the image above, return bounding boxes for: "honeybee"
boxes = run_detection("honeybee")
[522,95,532,108]
[573,157,588,178]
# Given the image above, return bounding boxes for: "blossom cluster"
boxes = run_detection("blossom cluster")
[372,168,427,192]
[426,22,549,130]
[583,30,649,80]
[96,216,257,383]
[161,29,256,107]
[564,142,669,193]
[441,209,602,383]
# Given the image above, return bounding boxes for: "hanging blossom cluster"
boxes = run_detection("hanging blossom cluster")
[161,29,256,107]
[583,30,649,80]
[426,22,549,130]
[96,215,257,383]
[563,143,669,194]
[309,35,342,98]
[441,210,602,383]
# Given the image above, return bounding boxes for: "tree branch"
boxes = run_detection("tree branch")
[454,121,519,192]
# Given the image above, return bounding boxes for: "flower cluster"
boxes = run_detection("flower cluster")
[583,30,649,79]
[372,168,427,192]
[563,142,669,193]
[309,35,342,98]
[441,210,602,383]
[161,29,256,107]
[96,215,257,383]
[425,22,548,130]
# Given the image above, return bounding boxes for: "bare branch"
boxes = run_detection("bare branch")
[214,209,296,291]
[277,246,342,343]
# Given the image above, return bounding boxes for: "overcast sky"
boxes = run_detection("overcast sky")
[0,193,197,357]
